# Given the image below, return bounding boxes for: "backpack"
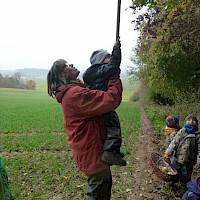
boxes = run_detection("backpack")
[174,133,197,164]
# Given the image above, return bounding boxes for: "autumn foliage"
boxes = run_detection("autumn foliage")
[128,0,200,103]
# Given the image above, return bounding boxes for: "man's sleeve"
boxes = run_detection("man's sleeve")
[74,78,123,117]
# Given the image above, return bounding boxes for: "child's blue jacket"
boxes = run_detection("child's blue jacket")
[182,178,200,200]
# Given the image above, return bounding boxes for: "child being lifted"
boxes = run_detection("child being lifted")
[83,38,126,166]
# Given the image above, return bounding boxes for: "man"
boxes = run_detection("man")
[47,54,122,199]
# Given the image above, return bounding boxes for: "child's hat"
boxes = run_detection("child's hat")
[90,49,110,65]
[166,115,179,128]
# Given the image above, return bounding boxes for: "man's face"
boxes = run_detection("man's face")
[62,64,80,80]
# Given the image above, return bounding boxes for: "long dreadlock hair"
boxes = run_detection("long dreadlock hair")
[47,59,71,98]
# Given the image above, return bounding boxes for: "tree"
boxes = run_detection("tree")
[0,74,36,90]
[128,0,200,102]
[13,72,21,84]
[26,80,36,90]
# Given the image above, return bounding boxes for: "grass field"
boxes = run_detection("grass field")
[0,79,140,199]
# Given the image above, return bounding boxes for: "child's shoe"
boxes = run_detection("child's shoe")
[113,150,124,158]
[101,151,126,166]
[119,152,125,158]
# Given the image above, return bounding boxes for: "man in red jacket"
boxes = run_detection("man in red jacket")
[47,56,123,199]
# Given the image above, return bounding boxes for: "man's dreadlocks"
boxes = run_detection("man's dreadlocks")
[47,59,70,98]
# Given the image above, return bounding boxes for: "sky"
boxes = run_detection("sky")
[0,0,139,71]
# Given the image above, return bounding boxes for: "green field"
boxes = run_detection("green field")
[0,79,140,199]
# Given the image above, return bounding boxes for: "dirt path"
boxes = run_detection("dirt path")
[113,102,199,200]
[127,104,177,200]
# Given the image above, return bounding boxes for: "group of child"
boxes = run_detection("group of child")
[163,115,200,199]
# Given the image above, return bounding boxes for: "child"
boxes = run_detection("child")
[182,176,200,200]
[163,115,180,147]
[82,38,126,166]
[164,115,200,197]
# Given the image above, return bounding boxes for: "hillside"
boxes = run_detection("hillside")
[0,68,49,78]
[0,68,128,79]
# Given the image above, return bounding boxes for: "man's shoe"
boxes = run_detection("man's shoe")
[101,151,126,166]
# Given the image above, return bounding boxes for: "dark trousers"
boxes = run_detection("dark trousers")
[86,168,112,200]
[102,111,122,153]
[170,156,193,190]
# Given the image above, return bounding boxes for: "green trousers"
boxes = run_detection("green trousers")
[86,168,112,200]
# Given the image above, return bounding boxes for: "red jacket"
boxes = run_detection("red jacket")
[55,78,122,175]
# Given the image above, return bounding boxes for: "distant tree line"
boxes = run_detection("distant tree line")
[0,72,36,90]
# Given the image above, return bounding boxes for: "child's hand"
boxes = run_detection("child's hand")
[194,163,200,169]
[114,38,121,47]
[164,153,170,159]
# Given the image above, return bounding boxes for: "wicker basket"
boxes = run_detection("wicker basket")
[150,152,178,182]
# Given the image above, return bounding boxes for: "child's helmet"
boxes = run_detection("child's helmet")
[166,115,179,128]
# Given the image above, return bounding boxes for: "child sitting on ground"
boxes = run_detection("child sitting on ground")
[163,115,180,147]
[164,115,200,197]
[182,176,200,200]
[82,38,126,166]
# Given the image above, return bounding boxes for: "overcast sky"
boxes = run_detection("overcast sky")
[0,0,139,71]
